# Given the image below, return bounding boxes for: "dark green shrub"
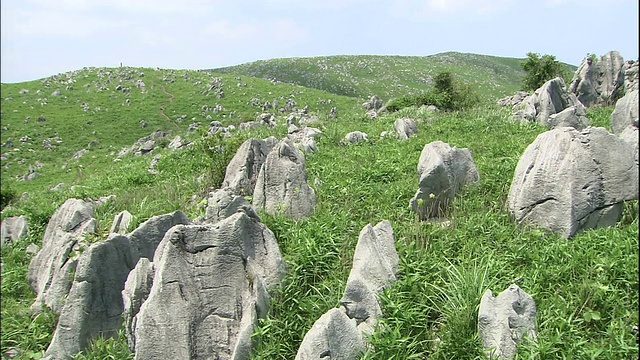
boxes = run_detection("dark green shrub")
[521,52,566,91]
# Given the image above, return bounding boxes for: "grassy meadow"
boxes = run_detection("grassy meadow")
[0,54,637,360]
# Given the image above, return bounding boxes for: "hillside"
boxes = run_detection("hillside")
[0,60,637,360]
[212,52,577,100]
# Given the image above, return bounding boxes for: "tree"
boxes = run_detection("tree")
[521,52,566,91]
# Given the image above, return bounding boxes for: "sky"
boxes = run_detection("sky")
[1,0,638,83]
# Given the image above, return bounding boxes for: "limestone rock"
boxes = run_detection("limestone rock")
[610,89,639,135]
[122,258,155,352]
[620,125,639,166]
[295,308,365,360]
[478,284,537,360]
[410,141,479,220]
[623,60,639,92]
[569,51,625,107]
[507,127,638,238]
[253,140,316,219]
[497,91,529,107]
[512,77,586,128]
[28,198,97,314]
[362,95,383,111]
[394,117,418,140]
[204,187,255,224]
[130,212,285,359]
[1,215,29,247]
[128,211,190,260]
[222,137,279,196]
[110,210,133,234]
[341,131,368,145]
[546,105,589,130]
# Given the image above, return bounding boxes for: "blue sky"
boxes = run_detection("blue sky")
[1,0,638,83]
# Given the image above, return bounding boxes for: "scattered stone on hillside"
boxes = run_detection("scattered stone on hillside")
[610,89,639,135]
[257,113,276,126]
[394,117,418,140]
[478,284,537,360]
[569,51,625,107]
[3,138,13,148]
[37,116,47,122]
[341,131,369,145]
[129,212,285,359]
[72,149,88,160]
[20,89,29,94]
[366,109,378,119]
[124,130,169,156]
[287,125,323,154]
[204,187,256,224]
[295,308,365,360]
[110,210,133,234]
[410,141,480,220]
[300,115,321,125]
[511,77,586,128]
[253,140,316,219]
[51,89,61,96]
[168,135,190,151]
[28,198,98,314]
[238,121,264,131]
[222,137,279,196]
[507,127,638,238]
[1,215,29,248]
[329,106,337,118]
[50,183,66,191]
[341,220,398,334]
[623,60,639,92]
[362,95,383,111]
[187,122,200,132]
[139,120,147,128]
[497,91,529,107]
[546,105,589,130]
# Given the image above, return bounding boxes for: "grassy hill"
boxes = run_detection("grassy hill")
[0,55,636,360]
[212,52,577,101]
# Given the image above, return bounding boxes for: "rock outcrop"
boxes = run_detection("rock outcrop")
[362,95,383,111]
[569,51,625,107]
[507,127,638,238]
[610,89,639,135]
[546,105,589,130]
[512,77,587,128]
[478,284,537,360]
[110,210,133,234]
[394,117,418,140]
[253,140,316,219]
[410,141,479,220]
[1,215,29,247]
[222,137,279,196]
[341,131,368,145]
[623,60,639,92]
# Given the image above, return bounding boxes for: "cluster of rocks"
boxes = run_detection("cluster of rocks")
[117,130,169,157]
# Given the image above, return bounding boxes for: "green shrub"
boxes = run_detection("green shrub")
[521,52,566,91]
[1,185,16,211]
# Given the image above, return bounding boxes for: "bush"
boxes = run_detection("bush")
[1,185,16,211]
[521,52,566,91]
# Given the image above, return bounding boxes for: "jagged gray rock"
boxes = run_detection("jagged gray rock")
[478,284,537,360]
[222,137,279,196]
[569,51,625,107]
[507,127,638,238]
[610,89,639,135]
[341,131,368,145]
[362,95,383,111]
[287,125,322,153]
[128,211,191,260]
[394,117,418,140]
[295,308,365,360]
[110,210,133,234]
[620,125,639,166]
[410,141,479,220]
[122,258,155,352]
[497,91,529,107]
[130,211,285,359]
[253,140,316,219]
[204,187,255,224]
[1,215,29,247]
[28,198,98,314]
[512,77,586,128]
[623,60,639,92]
[341,220,398,334]
[546,105,589,130]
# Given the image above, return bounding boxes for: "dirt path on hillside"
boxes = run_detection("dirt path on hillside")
[159,85,179,128]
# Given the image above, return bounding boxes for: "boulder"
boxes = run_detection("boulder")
[362,95,383,111]
[341,131,368,145]
[110,210,133,234]
[623,60,639,92]
[410,141,480,220]
[129,211,285,359]
[620,125,639,166]
[295,308,365,360]
[222,137,279,196]
[340,220,398,334]
[497,91,529,107]
[546,105,589,130]
[394,117,418,140]
[507,127,638,238]
[253,140,316,219]
[478,284,537,360]
[610,89,639,135]
[28,198,98,314]
[204,187,256,224]
[128,211,190,260]
[1,215,29,247]
[287,126,323,154]
[512,77,586,128]
[569,51,625,107]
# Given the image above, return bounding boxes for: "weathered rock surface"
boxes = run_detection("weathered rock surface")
[546,105,589,130]
[341,220,398,334]
[623,60,639,92]
[1,215,29,247]
[478,284,537,360]
[295,308,365,360]
[129,211,285,359]
[362,95,383,111]
[28,198,98,314]
[410,141,480,220]
[110,210,133,234]
[287,125,322,154]
[341,131,368,145]
[394,117,418,140]
[512,77,586,128]
[569,51,625,107]
[253,140,316,219]
[204,187,255,224]
[497,91,529,107]
[122,258,155,352]
[222,136,279,196]
[620,125,639,166]
[610,89,639,135]
[507,127,638,238]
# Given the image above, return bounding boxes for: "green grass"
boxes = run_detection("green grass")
[0,57,636,360]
